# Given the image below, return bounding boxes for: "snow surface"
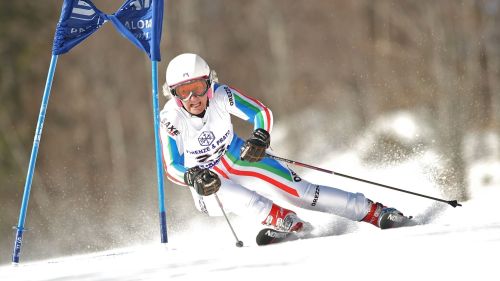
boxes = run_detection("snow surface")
[1,151,499,281]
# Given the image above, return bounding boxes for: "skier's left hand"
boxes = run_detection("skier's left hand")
[240,128,270,162]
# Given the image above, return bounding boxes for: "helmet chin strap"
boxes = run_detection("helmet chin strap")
[175,97,183,107]
[207,84,214,99]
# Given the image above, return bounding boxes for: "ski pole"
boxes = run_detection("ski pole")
[214,194,244,247]
[266,153,462,207]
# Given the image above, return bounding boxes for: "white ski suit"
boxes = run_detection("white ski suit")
[160,83,371,224]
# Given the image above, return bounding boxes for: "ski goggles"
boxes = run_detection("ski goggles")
[172,79,209,101]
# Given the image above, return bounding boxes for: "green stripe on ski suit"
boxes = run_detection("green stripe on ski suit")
[225,150,293,182]
[233,94,265,129]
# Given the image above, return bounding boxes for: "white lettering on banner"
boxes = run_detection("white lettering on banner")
[130,0,151,10]
[72,7,95,17]
[78,0,91,8]
[135,32,151,40]
[71,1,96,21]
[124,19,153,30]
[70,27,87,34]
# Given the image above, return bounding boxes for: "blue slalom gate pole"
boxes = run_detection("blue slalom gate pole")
[151,60,168,243]
[150,0,167,244]
[12,55,59,264]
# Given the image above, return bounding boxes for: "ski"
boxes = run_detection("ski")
[379,213,414,229]
[255,228,300,246]
[257,214,416,246]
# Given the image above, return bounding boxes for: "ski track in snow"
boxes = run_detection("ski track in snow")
[2,189,499,281]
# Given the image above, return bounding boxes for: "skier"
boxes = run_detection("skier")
[159,53,408,236]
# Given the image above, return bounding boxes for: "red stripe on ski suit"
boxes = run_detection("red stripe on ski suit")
[213,166,230,179]
[220,158,299,197]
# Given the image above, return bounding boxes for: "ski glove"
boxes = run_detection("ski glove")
[184,166,221,196]
[240,128,270,162]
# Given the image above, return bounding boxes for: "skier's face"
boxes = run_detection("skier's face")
[182,91,208,115]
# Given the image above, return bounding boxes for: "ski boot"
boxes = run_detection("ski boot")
[257,204,313,245]
[362,200,411,229]
[262,204,308,233]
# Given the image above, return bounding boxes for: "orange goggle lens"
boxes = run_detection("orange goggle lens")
[173,79,209,101]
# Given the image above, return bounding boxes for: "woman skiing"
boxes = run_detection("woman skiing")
[160,53,408,235]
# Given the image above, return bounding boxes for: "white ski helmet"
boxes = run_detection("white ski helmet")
[164,53,217,99]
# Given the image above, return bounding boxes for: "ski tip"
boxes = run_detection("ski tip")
[256,228,298,246]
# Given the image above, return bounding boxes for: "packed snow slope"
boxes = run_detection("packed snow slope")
[1,192,498,281]
[1,149,499,281]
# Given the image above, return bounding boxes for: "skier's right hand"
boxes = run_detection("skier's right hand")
[184,166,221,196]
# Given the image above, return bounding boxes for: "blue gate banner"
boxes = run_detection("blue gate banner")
[109,0,163,61]
[52,0,107,55]
[52,0,163,61]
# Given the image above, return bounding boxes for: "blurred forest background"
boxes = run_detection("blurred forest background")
[1,0,500,264]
